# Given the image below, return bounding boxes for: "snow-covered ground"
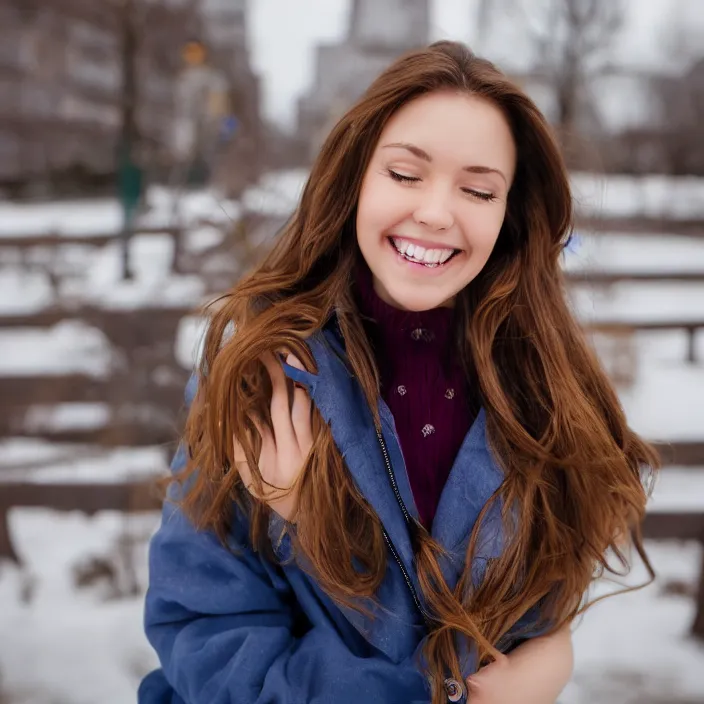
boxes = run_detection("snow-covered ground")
[0,186,240,238]
[0,173,703,702]
[0,510,158,704]
[0,507,701,704]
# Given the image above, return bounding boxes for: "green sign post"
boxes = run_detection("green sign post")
[118,140,144,280]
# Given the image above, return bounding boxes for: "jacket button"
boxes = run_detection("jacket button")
[444,677,465,702]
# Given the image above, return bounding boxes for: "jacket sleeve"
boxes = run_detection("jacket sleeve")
[140,379,432,704]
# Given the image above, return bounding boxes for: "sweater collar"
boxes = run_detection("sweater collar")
[354,261,457,353]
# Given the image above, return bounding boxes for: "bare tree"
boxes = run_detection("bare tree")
[500,0,624,141]
[651,13,704,175]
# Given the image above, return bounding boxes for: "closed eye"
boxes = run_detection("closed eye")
[387,169,420,184]
[461,188,496,202]
[389,169,496,202]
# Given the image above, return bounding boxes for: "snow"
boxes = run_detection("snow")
[562,541,704,704]
[0,197,124,238]
[571,173,704,221]
[0,510,159,704]
[182,224,226,254]
[0,322,114,376]
[0,508,701,704]
[0,443,168,483]
[618,342,704,441]
[572,282,704,323]
[0,270,56,314]
[23,403,112,434]
[1,172,703,702]
[0,186,239,238]
[143,186,241,230]
[649,469,704,512]
[564,233,704,273]
[241,168,308,217]
[59,235,205,310]
[174,315,209,371]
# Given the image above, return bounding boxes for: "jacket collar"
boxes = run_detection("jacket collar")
[281,326,507,599]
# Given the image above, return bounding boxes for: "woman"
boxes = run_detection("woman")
[139,42,658,704]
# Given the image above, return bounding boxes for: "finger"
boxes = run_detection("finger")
[235,418,275,496]
[466,671,489,697]
[287,355,313,451]
[465,676,482,699]
[285,353,305,372]
[233,435,250,485]
[261,352,296,449]
[291,385,313,452]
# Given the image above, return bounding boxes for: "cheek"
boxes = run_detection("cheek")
[358,178,407,233]
[460,207,506,251]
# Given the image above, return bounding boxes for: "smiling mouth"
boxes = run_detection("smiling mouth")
[388,237,461,268]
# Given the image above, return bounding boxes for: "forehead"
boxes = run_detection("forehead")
[375,90,516,182]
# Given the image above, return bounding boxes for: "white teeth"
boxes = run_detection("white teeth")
[391,237,457,267]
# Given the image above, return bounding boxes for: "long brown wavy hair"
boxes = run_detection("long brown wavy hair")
[178,41,659,701]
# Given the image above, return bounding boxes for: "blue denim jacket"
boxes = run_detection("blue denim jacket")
[139,324,540,704]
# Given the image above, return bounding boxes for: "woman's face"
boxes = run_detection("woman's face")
[356,90,516,311]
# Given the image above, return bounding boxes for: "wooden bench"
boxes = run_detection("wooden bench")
[642,511,704,637]
[0,304,195,333]
[584,320,704,364]
[651,441,704,467]
[566,271,704,284]
[0,227,178,250]
[0,471,702,639]
[575,215,704,238]
[0,479,162,563]
[0,220,229,251]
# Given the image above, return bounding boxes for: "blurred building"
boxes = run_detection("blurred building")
[0,1,117,195]
[0,0,200,197]
[471,0,704,175]
[0,0,261,199]
[198,0,262,196]
[297,0,430,156]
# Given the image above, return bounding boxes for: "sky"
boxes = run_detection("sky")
[248,0,482,128]
[248,0,703,129]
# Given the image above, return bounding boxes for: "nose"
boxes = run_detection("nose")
[412,186,454,231]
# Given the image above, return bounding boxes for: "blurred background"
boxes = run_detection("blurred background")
[0,1,702,702]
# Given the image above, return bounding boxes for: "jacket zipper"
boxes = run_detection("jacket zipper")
[375,427,428,620]
[376,427,411,523]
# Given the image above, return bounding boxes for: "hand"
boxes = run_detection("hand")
[466,648,563,704]
[465,653,513,704]
[235,352,313,522]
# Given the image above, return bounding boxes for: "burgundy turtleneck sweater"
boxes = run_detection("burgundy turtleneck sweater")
[355,264,475,530]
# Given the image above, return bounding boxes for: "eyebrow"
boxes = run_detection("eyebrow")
[382,142,508,185]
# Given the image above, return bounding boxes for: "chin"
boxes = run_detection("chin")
[386,287,452,312]
[401,299,442,312]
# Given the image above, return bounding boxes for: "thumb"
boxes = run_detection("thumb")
[284,352,306,375]
[466,674,481,696]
